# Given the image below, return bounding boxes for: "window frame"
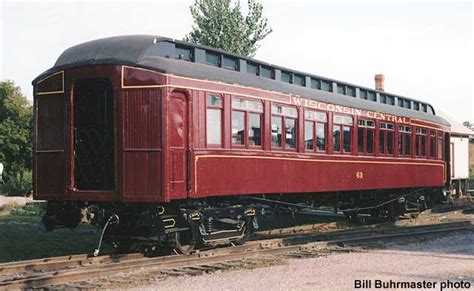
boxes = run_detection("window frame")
[415,127,427,158]
[357,119,375,155]
[271,103,298,151]
[398,125,412,157]
[205,93,224,147]
[379,122,395,156]
[231,97,264,149]
[333,114,353,154]
[304,109,327,153]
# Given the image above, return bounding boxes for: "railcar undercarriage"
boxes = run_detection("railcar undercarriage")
[40,187,445,255]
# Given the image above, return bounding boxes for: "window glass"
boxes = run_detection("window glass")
[333,125,341,152]
[379,130,386,154]
[271,116,282,148]
[321,80,332,92]
[305,110,327,122]
[367,129,374,153]
[223,56,237,70]
[175,46,192,61]
[207,95,222,107]
[421,135,426,156]
[206,109,221,145]
[405,134,411,155]
[333,114,353,125]
[437,137,443,159]
[360,89,368,100]
[294,75,305,86]
[386,95,394,105]
[337,84,346,95]
[368,91,376,101]
[305,121,314,150]
[281,72,291,83]
[430,134,436,158]
[272,104,297,117]
[398,134,403,155]
[347,86,355,97]
[232,111,245,145]
[285,118,296,149]
[387,131,394,154]
[248,113,261,146]
[206,52,220,66]
[247,62,258,75]
[358,128,364,153]
[343,126,351,152]
[316,123,326,151]
[311,79,320,89]
[260,66,272,78]
[380,94,387,104]
[232,98,263,112]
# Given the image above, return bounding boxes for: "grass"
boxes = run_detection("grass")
[0,204,112,263]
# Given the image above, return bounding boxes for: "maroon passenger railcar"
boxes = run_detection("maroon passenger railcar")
[33,35,450,253]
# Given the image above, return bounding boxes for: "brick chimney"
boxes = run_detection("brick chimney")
[375,74,385,91]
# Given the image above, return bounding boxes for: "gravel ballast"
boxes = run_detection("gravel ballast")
[141,233,474,291]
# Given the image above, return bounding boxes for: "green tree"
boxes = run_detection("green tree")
[185,0,272,57]
[0,80,33,195]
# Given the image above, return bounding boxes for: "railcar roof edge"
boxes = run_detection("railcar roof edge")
[33,35,450,127]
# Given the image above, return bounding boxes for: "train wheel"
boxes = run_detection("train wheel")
[172,231,196,255]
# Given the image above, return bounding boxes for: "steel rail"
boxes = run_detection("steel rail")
[1,220,472,289]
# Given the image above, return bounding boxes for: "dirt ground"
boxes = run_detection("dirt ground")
[139,233,474,291]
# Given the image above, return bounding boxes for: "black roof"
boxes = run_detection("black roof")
[35,35,449,127]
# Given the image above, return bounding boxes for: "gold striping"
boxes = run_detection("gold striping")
[36,71,65,95]
[120,66,448,130]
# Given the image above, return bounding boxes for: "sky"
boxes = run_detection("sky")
[1,0,472,122]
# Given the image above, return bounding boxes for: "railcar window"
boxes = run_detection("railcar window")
[248,113,261,146]
[347,86,356,97]
[333,126,341,152]
[386,95,394,105]
[430,131,436,158]
[206,52,220,67]
[380,94,387,104]
[368,91,376,101]
[333,114,353,153]
[206,95,223,146]
[285,118,297,148]
[294,75,305,86]
[379,122,394,155]
[271,116,282,148]
[223,56,237,70]
[260,66,273,79]
[175,46,193,61]
[357,119,375,154]
[415,128,427,157]
[231,97,263,147]
[360,89,368,100]
[414,102,420,111]
[398,126,412,157]
[321,80,332,92]
[311,78,321,90]
[337,84,346,95]
[281,71,291,83]
[272,104,297,150]
[232,111,245,145]
[305,110,327,152]
[247,62,258,75]
[437,132,443,159]
[305,121,314,150]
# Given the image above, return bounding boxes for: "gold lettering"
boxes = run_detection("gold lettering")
[366,111,374,118]
[354,109,362,116]
[327,104,335,111]
[335,105,343,113]
[309,100,318,109]
[292,97,303,106]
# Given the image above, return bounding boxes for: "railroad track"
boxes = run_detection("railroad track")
[1,219,473,289]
